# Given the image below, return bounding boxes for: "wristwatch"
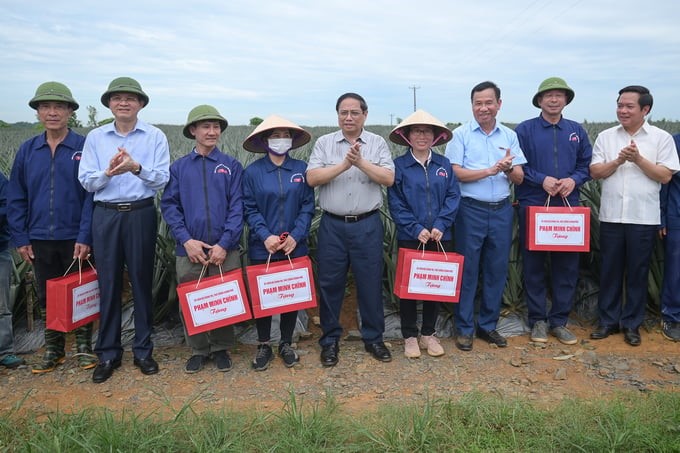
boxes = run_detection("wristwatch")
[132,164,142,176]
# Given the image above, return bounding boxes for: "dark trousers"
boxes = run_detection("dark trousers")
[519,206,579,328]
[397,240,452,338]
[453,198,513,335]
[176,255,238,356]
[92,204,156,361]
[317,212,385,346]
[249,257,298,344]
[661,224,680,323]
[32,240,92,351]
[597,222,656,329]
[31,240,77,309]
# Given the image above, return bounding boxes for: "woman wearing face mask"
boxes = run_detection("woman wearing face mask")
[387,110,460,358]
[242,115,314,371]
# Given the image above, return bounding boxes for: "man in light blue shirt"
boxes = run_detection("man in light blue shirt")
[445,81,526,351]
[78,77,170,383]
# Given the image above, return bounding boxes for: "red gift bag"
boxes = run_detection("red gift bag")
[177,267,252,336]
[245,255,317,318]
[526,201,591,252]
[393,247,464,303]
[46,262,100,332]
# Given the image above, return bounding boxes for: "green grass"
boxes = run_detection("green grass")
[1,391,679,452]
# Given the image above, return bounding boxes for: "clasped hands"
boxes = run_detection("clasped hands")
[343,142,364,168]
[492,148,515,175]
[618,140,640,164]
[542,176,576,198]
[184,239,227,266]
[417,228,443,245]
[264,233,297,256]
[105,147,140,177]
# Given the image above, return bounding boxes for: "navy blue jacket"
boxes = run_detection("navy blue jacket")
[7,130,93,247]
[388,150,460,241]
[0,172,9,252]
[161,148,244,256]
[243,154,314,261]
[660,134,680,230]
[515,115,592,206]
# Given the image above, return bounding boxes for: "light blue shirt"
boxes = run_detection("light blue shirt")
[78,119,170,202]
[445,120,526,202]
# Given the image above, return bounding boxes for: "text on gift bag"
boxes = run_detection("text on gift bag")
[246,255,317,318]
[46,264,100,332]
[408,258,461,297]
[177,268,252,336]
[394,247,464,303]
[527,205,591,252]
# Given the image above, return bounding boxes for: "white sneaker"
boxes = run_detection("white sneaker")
[419,335,445,357]
[404,337,421,358]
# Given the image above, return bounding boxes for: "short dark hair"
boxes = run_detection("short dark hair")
[618,85,653,113]
[336,92,368,112]
[471,81,501,102]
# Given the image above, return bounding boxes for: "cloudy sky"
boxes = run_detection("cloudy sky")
[1,0,679,127]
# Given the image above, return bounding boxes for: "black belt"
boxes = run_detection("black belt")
[95,198,154,212]
[462,197,509,210]
[324,209,379,223]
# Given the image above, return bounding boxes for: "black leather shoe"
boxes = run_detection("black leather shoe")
[455,334,473,351]
[622,327,641,346]
[133,356,159,375]
[590,325,620,340]
[476,328,507,347]
[320,342,339,367]
[364,342,392,362]
[92,359,121,384]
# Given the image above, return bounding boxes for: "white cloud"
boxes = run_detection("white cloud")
[1,0,679,125]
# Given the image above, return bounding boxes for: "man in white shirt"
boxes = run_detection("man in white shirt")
[589,85,680,346]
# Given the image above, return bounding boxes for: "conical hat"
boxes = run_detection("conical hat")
[242,115,311,153]
[389,109,452,147]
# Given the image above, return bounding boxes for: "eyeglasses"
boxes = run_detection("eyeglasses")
[410,128,434,136]
[338,110,364,118]
[109,95,140,104]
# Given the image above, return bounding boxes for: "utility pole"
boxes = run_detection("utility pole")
[389,113,394,126]
[409,85,420,112]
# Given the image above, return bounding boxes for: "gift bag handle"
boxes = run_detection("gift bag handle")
[417,241,448,260]
[194,263,224,289]
[544,195,574,211]
[264,254,294,272]
[63,258,97,284]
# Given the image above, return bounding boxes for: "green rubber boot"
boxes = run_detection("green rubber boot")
[32,329,66,374]
[74,324,97,370]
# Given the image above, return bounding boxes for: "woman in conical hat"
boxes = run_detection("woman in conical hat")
[387,109,461,359]
[242,115,314,371]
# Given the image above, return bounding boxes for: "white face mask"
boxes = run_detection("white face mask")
[267,138,293,155]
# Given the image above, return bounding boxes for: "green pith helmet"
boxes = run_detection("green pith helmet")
[532,77,575,108]
[28,81,79,110]
[183,105,228,139]
[100,76,149,108]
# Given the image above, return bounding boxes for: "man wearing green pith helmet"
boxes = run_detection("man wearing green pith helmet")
[7,81,95,373]
[161,105,244,374]
[515,77,592,346]
[78,77,170,383]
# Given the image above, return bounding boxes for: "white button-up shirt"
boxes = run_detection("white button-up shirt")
[591,121,680,225]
